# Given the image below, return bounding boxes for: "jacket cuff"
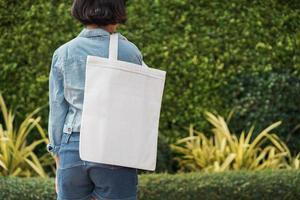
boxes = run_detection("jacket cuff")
[46,143,60,156]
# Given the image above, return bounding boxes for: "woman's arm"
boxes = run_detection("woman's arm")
[47,51,69,161]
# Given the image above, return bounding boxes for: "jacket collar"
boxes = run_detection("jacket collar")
[78,27,111,38]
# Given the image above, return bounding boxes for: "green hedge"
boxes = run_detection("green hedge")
[124,0,300,144]
[1,0,300,171]
[1,170,300,200]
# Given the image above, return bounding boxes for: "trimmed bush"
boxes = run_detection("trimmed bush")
[221,70,300,149]
[0,0,79,127]
[123,0,300,145]
[1,170,300,200]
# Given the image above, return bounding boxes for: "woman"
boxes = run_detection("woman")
[47,0,141,199]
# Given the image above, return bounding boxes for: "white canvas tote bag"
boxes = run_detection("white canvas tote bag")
[79,33,166,171]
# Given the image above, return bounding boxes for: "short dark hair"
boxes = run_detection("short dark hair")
[71,0,127,26]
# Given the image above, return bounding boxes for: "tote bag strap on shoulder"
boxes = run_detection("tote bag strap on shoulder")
[109,33,148,68]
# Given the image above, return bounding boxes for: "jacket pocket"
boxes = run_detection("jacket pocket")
[64,57,86,91]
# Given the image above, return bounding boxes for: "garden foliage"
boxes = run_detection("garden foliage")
[171,112,300,172]
[1,170,300,200]
[1,0,300,173]
[0,94,53,177]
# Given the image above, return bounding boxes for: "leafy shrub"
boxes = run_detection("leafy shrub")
[0,0,79,128]
[123,0,300,144]
[1,170,300,200]
[171,112,300,172]
[221,71,300,152]
[0,94,53,177]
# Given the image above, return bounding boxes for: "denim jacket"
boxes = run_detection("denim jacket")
[47,28,143,156]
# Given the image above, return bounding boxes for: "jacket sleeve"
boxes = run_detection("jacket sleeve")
[47,51,68,156]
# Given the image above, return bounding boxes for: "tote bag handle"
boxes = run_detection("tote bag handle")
[109,33,148,68]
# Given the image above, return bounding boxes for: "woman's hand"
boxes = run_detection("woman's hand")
[55,174,59,194]
[54,155,60,194]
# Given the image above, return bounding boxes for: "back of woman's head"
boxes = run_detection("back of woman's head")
[71,0,127,26]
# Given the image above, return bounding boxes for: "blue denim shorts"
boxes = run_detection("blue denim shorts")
[56,132,138,200]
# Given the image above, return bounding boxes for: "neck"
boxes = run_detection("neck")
[86,24,117,34]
